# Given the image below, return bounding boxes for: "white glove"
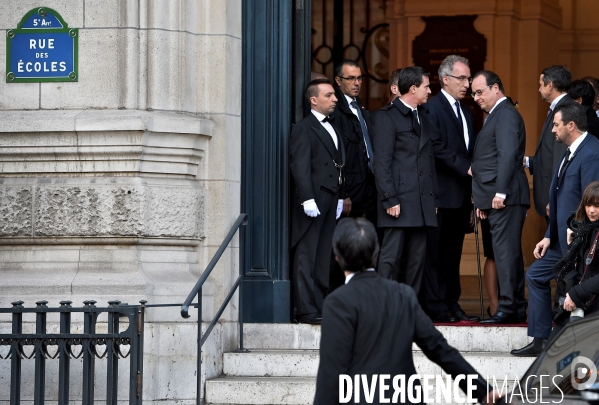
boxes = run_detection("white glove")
[302,199,320,217]
[336,199,343,219]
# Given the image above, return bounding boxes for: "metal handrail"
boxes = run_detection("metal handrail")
[181,213,247,318]
[180,213,248,405]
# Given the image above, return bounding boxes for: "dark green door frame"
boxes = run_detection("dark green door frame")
[241,0,311,322]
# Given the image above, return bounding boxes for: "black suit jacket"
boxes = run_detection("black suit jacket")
[332,88,375,213]
[471,99,530,210]
[372,98,439,228]
[425,93,476,209]
[586,106,599,139]
[314,271,488,405]
[289,112,345,247]
[528,95,572,216]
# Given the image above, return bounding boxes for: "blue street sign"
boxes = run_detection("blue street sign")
[6,7,78,82]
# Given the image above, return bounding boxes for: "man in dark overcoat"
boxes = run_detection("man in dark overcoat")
[372,66,439,293]
[314,218,491,405]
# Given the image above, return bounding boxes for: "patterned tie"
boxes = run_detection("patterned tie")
[351,100,374,171]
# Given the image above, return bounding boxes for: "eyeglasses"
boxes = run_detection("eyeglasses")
[338,75,364,83]
[447,74,472,84]
[471,85,493,98]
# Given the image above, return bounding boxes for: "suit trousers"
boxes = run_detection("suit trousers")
[378,227,427,293]
[421,204,471,315]
[526,246,562,338]
[293,189,338,317]
[488,205,528,316]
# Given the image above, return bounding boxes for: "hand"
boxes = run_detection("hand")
[564,293,577,311]
[386,204,400,218]
[435,207,438,214]
[336,199,344,220]
[546,203,550,218]
[469,210,475,228]
[303,200,321,217]
[492,196,505,209]
[567,228,573,245]
[533,237,550,259]
[467,166,472,177]
[476,208,487,220]
[342,197,352,216]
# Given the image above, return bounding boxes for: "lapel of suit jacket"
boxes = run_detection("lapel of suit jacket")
[534,95,571,155]
[392,98,421,136]
[417,106,429,151]
[472,100,507,156]
[308,112,340,160]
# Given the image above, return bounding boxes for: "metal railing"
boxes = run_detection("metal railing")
[0,299,144,405]
[181,213,248,405]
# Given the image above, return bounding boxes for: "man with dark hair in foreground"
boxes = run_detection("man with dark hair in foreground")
[314,217,490,405]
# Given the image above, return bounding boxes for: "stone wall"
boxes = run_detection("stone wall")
[0,0,241,402]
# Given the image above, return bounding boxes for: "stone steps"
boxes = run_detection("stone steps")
[222,350,535,378]
[205,324,534,405]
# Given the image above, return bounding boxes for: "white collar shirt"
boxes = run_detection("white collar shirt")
[311,109,338,149]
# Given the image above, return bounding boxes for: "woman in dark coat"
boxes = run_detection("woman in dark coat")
[551,181,599,338]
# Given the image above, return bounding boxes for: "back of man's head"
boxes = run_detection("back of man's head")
[333,218,379,273]
[541,65,571,93]
[397,66,429,95]
[568,79,596,107]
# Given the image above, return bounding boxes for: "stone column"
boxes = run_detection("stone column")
[0,1,241,402]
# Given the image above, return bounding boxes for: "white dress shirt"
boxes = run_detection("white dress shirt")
[441,89,469,150]
[345,268,376,284]
[311,109,338,149]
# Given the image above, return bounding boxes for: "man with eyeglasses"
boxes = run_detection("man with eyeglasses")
[373,66,439,293]
[332,59,376,223]
[420,55,480,323]
[470,70,530,324]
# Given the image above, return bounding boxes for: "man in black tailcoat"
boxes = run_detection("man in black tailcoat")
[290,79,345,324]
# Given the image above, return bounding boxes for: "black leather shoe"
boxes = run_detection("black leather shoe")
[479,311,517,324]
[517,313,527,323]
[510,338,547,357]
[430,311,458,323]
[296,314,322,324]
[453,310,480,322]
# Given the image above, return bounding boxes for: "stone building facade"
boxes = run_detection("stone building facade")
[0,1,241,402]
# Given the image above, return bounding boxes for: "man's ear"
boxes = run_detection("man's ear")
[335,76,341,87]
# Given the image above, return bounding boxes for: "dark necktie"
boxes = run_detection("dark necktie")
[351,100,374,171]
[557,148,571,188]
[412,110,420,134]
[455,100,463,128]
[455,101,468,150]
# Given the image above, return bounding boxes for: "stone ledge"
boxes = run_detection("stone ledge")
[0,109,214,136]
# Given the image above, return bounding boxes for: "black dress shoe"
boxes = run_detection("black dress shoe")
[430,311,458,323]
[453,310,480,322]
[296,314,322,324]
[510,338,547,357]
[517,313,527,323]
[479,311,517,324]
